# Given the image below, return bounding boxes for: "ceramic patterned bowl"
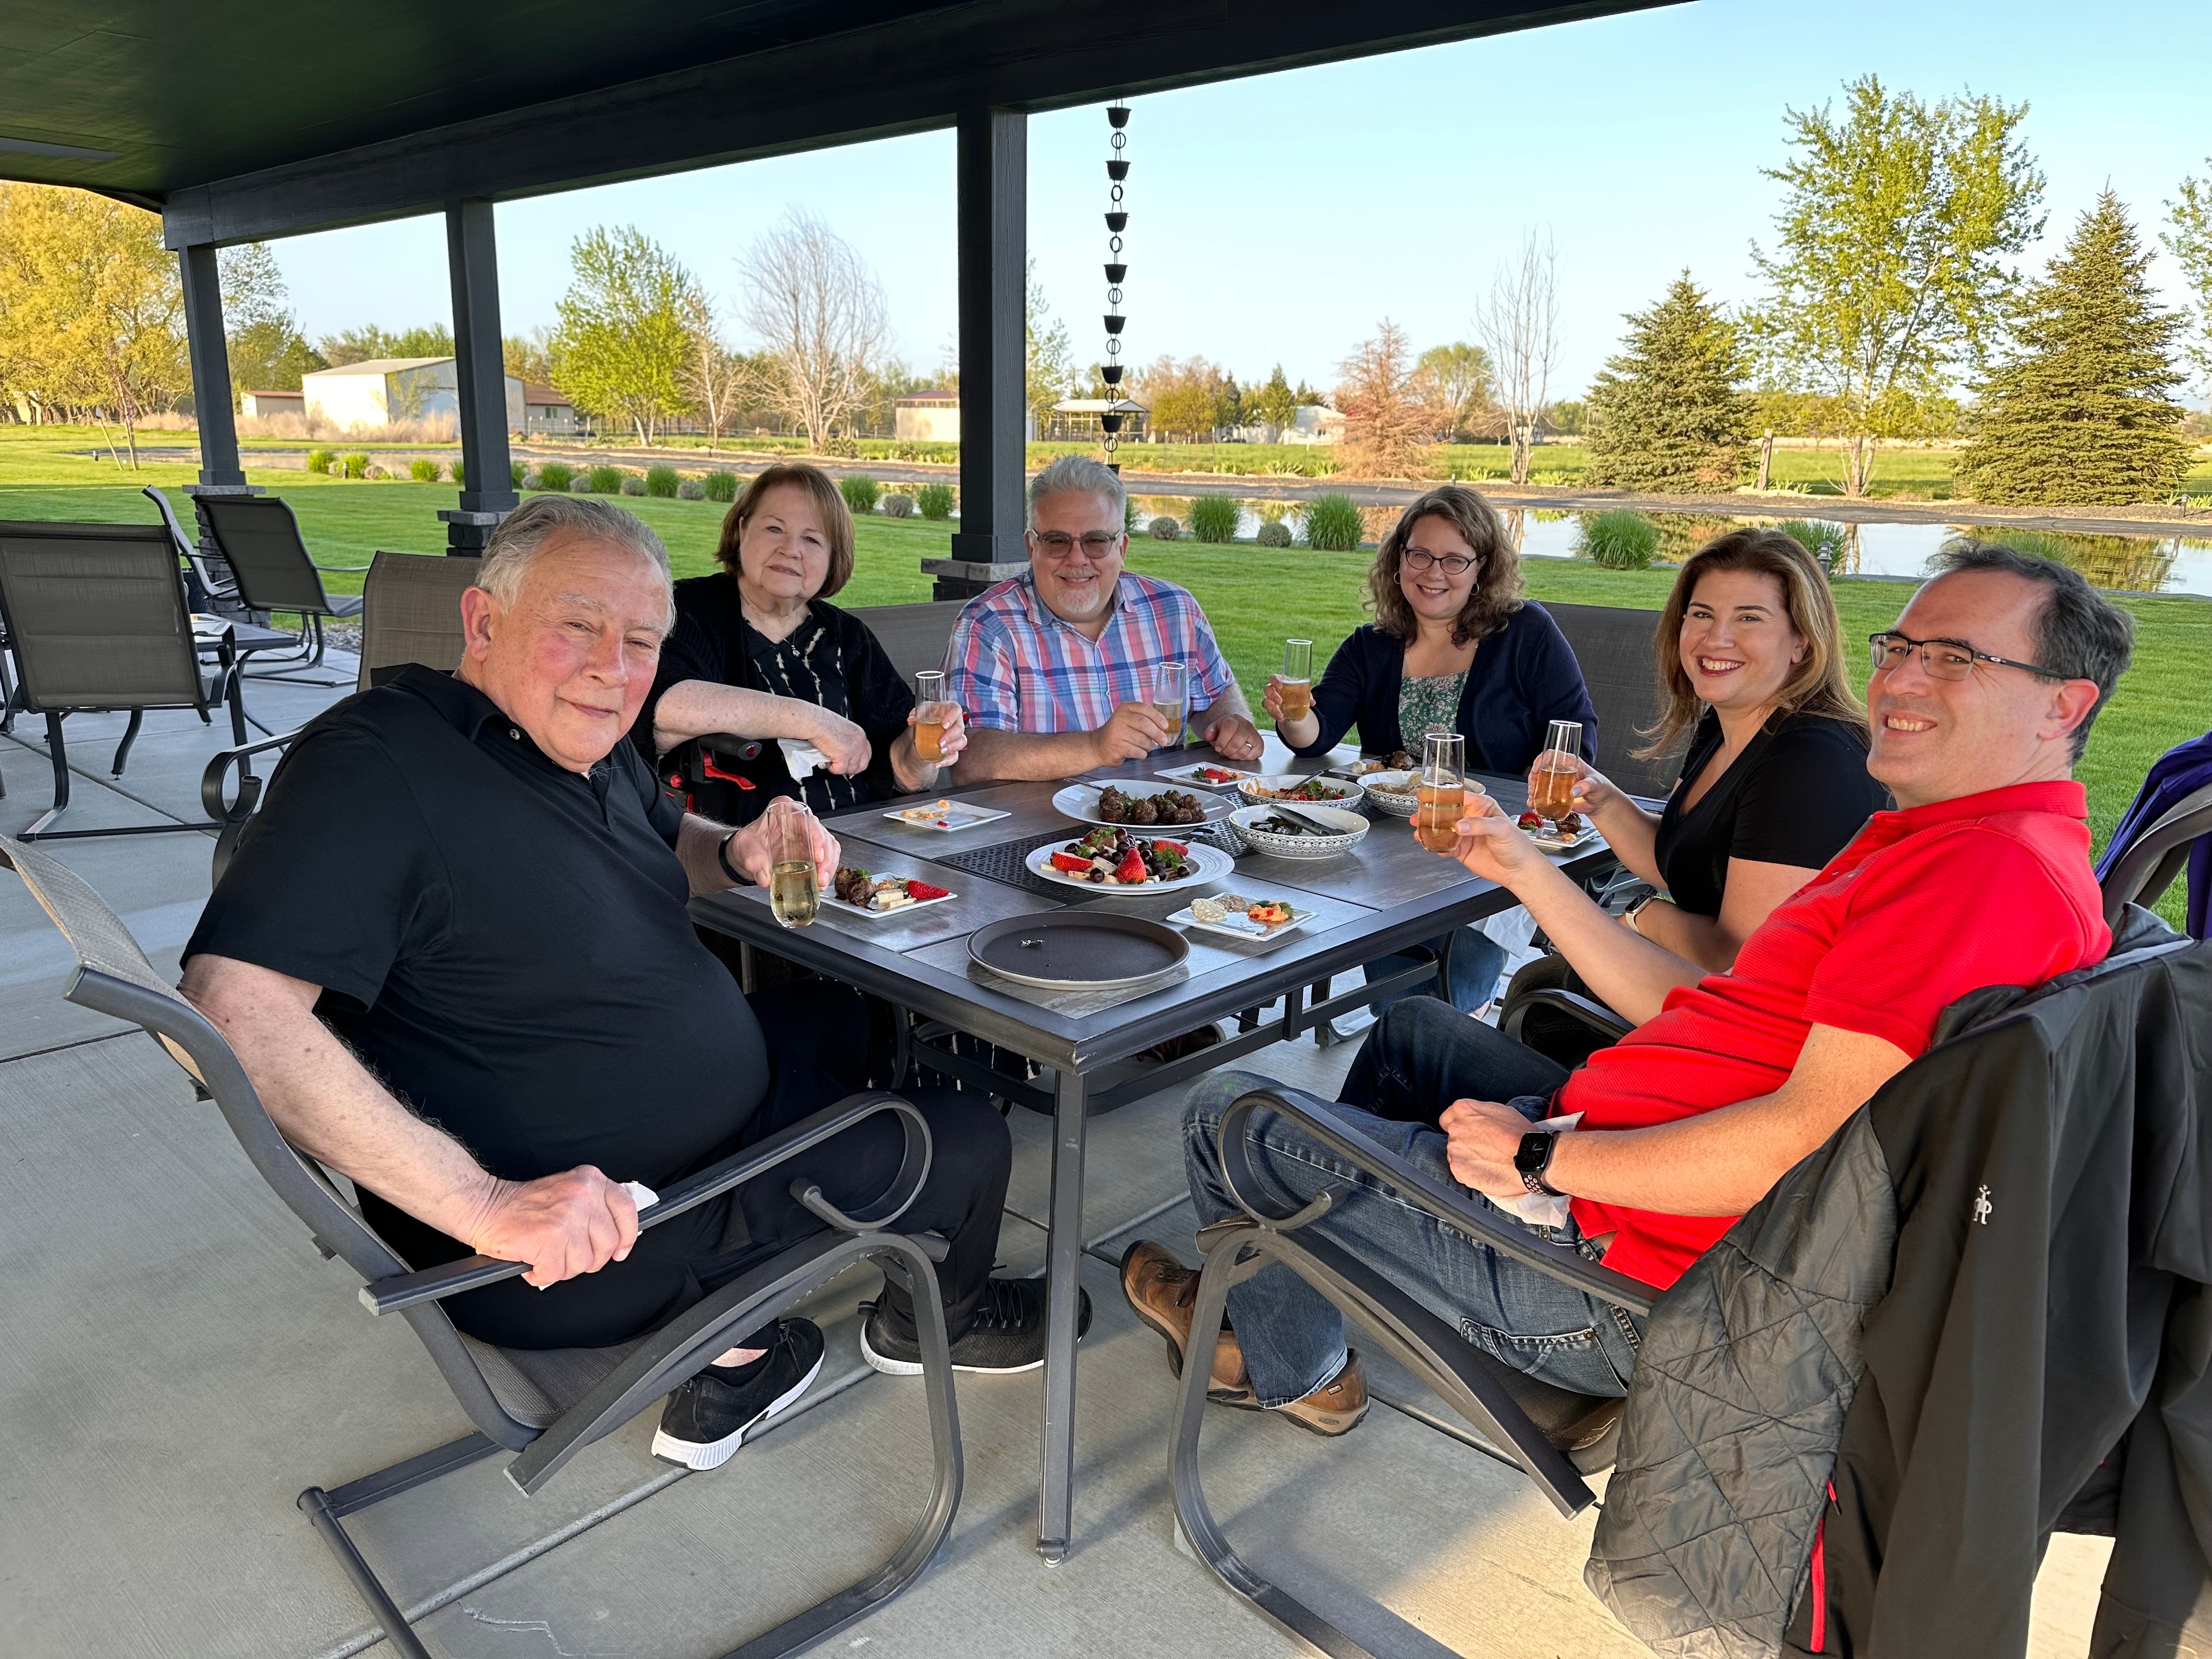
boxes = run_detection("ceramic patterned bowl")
[1227,802,1370,859]
[1361,770,1421,817]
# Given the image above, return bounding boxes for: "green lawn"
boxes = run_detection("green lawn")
[6,463,2203,923]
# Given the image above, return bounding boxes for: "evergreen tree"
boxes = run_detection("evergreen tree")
[1957,193,2192,505]
[1584,272,1755,491]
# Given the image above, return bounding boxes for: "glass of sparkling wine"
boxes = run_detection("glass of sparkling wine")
[1417,729,1466,853]
[912,670,950,766]
[767,798,820,929]
[1278,639,1313,722]
[1530,719,1583,826]
[1152,662,1188,749]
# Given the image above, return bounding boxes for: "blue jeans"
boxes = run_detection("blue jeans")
[1362,925,1509,1015]
[1181,999,1643,1404]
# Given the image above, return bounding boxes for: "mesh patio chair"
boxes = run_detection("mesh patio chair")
[0,521,249,841]
[202,551,480,881]
[1541,602,1682,801]
[0,831,965,1659]
[194,492,372,678]
[841,601,965,682]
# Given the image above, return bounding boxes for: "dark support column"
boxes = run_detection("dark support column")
[178,243,257,611]
[441,199,519,555]
[931,107,1029,602]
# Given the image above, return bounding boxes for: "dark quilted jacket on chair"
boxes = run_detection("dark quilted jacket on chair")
[1586,908,2212,1657]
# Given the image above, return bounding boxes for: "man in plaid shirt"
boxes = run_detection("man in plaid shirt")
[946,456,1266,782]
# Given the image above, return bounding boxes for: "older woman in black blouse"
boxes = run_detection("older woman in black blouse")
[637,463,963,825]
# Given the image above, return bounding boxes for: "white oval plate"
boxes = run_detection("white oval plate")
[1025,838,1237,896]
[1233,772,1368,808]
[1051,779,1233,828]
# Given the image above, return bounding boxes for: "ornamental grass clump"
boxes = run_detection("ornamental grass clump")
[1576,509,1660,570]
[342,453,369,479]
[645,464,680,497]
[1301,493,1363,551]
[840,475,881,515]
[306,448,335,475]
[409,459,440,483]
[536,461,574,491]
[916,482,955,519]
[1777,519,1849,576]
[588,464,623,494]
[703,469,739,502]
[1188,495,1240,543]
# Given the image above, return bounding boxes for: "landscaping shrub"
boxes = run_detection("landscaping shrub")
[620,474,646,496]
[1124,498,1140,535]
[1576,509,1661,570]
[677,479,706,501]
[521,471,542,490]
[537,461,575,491]
[645,463,680,498]
[409,459,440,483]
[342,453,369,479]
[1188,496,1240,543]
[820,436,861,459]
[588,464,623,493]
[365,464,389,480]
[915,482,955,519]
[510,460,527,488]
[880,493,916,518]
[570,472,596,493]
[1149,516,1181,540]
[1256,519,1294,548]
[703,469,740,502]
[840,475,881,515]
[306,448,335,475]
[1777,519,1849,577]
[1301,494,1363,551]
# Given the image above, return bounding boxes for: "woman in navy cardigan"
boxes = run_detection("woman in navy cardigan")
[1264,483,1597,1012]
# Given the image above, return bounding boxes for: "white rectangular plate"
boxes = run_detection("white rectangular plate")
[880,799,1013,832]
[1525,825,1602,853]
[1153,762,1255,791]
[1166,902,1317,944]
[822,885,959,919]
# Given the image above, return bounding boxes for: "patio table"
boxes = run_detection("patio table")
[689,737,1618,1564]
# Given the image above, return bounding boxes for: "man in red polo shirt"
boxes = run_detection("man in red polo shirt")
[1120,542,2133,1434]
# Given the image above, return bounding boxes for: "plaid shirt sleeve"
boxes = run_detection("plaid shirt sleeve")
[944,607,1024,733]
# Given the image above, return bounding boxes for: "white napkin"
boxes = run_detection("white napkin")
[621,1180,659,1214]
[1509,1113,1582,1230]
[777,738,827,778]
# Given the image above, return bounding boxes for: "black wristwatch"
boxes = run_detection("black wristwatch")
[1514,1131,1564,1198]
[717,831,751,887]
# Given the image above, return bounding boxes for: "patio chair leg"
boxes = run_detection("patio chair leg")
[21,714,71,839]
[298,1486,438,1659]
[111,709,145,777]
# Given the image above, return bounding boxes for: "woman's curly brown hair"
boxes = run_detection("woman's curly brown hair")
[1365,484,1523,648]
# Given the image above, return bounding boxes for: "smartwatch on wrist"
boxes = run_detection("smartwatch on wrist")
[717,831,750,887]
[1514,1130,1565,1198]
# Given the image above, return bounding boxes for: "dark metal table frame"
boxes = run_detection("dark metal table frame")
[690,740,1616,1565]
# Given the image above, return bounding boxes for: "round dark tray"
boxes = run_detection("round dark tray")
[967,913,1189,991]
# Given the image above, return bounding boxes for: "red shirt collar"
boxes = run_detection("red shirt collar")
[1868,779,2089,840]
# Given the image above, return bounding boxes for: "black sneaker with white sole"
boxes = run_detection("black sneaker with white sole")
[859,1277,1090,1376]
[651,1318,826,1470]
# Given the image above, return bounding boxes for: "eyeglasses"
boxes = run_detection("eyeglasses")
[1029,531,1123,558]
[1403,548,1479,574]
[1868,631,2062,681]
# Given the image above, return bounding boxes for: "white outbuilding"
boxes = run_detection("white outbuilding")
[301,358,525,431]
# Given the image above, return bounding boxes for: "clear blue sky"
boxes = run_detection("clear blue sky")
[267,0,2212,400]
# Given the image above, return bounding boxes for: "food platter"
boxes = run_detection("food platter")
[967,913,1189,992]
[1166,893,1317,945]
[1051,779,1233,828]
[880,798,1013,832]
[825,868,959,918]
[1153,762,1254,791]
[1233,773,1368,808]
[1024,836,1236,896]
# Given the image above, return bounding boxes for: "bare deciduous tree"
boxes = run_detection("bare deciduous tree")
[739,210,890,449]
[1474,232,1561,486]
[680,293,755,452]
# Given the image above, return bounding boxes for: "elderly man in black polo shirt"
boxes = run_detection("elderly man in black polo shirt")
[182,495,1074,1472]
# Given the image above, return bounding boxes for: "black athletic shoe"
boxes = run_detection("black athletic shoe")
[859,1277,1091,1376]
[651,1318,826,1470]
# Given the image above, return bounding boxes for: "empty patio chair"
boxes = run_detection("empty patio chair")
[1167,903,2207,1657]
[842,600,966,682]
[0,521,249,841]
[202,550,479,879]
[1541,601,1682,801]
[0,831,965,1659]
[194,492,372,675]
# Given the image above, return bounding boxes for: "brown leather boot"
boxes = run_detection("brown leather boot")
[1119,1240,1369,1435]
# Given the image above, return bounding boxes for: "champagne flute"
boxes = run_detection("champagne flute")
[1529,719,1582,827]
[766,798,821,928]
[1416,729,1466,853]
[1151,662,1188,750]
[912,670,950,766]
[1278,639,1313,724]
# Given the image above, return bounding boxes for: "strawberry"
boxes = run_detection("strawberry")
[1050,851,1093,873]
[905,880,949,900]
[1115,849,1147,884]
[1151,838,1188,856]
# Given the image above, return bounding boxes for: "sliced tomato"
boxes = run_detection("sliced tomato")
[1049,851,1093,873]
[1150,838,1188,857]
[906,880,949,900]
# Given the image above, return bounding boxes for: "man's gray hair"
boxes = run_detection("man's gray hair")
[1027,453,1127,532]
[475,494,675,628]
[1930,538,2135,761]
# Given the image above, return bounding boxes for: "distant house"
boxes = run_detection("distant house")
[301,358,524,431]
[893,389,961,442]
[240,389,304,419]
[1281,404,1345,445]
[522,383,579,435]
[1041,397,1148,444]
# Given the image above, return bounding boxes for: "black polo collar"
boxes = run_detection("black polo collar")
[386,662,615,781]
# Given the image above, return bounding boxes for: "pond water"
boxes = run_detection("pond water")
[1124,495,2212,599]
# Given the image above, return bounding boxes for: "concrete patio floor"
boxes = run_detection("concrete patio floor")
[0,658,2116,1657]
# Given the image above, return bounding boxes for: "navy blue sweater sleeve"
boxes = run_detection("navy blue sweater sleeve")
[1292,627,1380,757]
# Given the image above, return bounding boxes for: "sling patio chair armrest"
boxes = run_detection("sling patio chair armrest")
[1501,986,1633,1046]
[201,729,304,823]
[1214,1086,1658,1316]
[357,1090,933,1316]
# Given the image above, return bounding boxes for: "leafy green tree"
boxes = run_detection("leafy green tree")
[1747,75,2045,497]
[1247,363,1298,432]
[551,225,698,446]
[1956,193,2191,506]
[1415,342,1495,440]
[503,328,554,387]
[2163,159,2212,387]
[1585,273,1755,492]
[1025,257,1074,427]
[317,323,455,365]
[220,242,324,398]
[1138,355,1236,441]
